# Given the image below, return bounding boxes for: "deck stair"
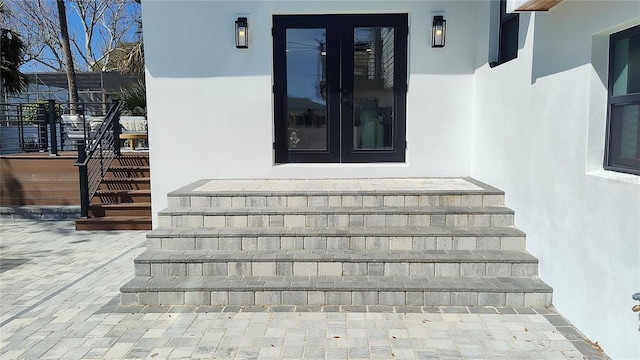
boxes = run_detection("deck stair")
[120,178,552,307]
[75,153,152,230]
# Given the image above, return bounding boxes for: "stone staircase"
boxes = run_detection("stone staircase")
[120,178,552,307]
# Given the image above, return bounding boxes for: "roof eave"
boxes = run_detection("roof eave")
[515,0,564,12]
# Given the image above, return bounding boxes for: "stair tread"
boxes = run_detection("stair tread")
[159,206,514,215]
[96,189,150,195]
[169,178,504,197]
[91,202,151,209]
[76,216,151,230]
[121,178,552,307]
[121,275,552,292]
[77,216,152,223]
[134,249,538,263]
[147,226,525,237]
[103,177,151,182]
[109,166,150,170]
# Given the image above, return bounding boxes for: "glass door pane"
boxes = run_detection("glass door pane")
[286,28,328,151]
[274,14,406,163]
[352,27,395,150]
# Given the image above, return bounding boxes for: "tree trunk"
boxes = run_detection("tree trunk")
[56,0,79,114]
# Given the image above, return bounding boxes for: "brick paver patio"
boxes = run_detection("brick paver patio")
[0,219,608,359]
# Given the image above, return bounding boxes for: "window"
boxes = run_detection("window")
[491,0,519,67]
[605,25,640,175]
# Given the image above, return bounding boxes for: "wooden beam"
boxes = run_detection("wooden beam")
[515,0,563,11]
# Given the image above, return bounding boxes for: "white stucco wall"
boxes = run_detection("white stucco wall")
[141,0,486,221]
[471,2,640,358]
[142,1,640,356]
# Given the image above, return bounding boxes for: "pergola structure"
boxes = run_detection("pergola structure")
[4,72,141,103]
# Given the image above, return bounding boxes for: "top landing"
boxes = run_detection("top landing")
[169,178,503,197]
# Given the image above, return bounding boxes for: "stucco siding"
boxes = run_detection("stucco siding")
[471,2,640,358]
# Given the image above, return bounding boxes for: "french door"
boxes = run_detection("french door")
[273,14,408,163]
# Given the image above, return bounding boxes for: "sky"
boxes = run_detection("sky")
[14,0,141,73]
[286,28,326,103]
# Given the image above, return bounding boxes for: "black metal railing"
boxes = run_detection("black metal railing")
[1,100,126,218]
[75,100,122,218]
[0,101,117,155]
[0,101,61,155]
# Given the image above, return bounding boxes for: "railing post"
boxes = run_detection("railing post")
[18,104,24,151]
[113,100,121,156]
[48,100,58,156]
[77,144,90,219]
[78,103,87,147]
[38,103,48,152]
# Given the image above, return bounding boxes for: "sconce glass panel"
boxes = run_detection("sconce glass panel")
[432,16,446,48]
[236,17,248,48]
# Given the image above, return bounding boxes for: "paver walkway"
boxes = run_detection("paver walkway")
[0,219,608,359]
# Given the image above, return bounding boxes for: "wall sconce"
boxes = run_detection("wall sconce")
[235,17,248,49]
[432,15,446,48]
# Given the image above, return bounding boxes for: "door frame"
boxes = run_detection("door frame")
[273,14,408,164]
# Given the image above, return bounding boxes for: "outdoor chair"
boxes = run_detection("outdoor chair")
[61,114,102,145]
[119,116,148,150]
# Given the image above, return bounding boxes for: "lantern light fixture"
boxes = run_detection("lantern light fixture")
[432,15,446,48]
[235,17,248,49]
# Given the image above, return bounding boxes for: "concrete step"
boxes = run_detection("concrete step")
[146,226,526,251]
[167,178,505,209]
[170,193,506,209]
[133,250,538,278]
[120,275,553,307]
[158,206,514,229]
[120,177,552,309]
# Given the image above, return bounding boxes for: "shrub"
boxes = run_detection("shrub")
[118,79,146,116]
[22,101,63,124]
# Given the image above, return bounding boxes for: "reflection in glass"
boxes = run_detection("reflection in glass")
[611,104,639,161]
[612,34,640,96]
[286,28,327,150]
[353,27,394,150]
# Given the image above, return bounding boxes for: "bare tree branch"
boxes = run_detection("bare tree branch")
[7,0,140,72]
[7,0,65,71]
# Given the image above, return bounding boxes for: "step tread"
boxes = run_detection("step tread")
[134,249,538,263]
[95,189,151,195]
[147,226,524,238]
[103,177,151,182]
[116,153,149,156]
[76,216,152,230]
[169,178,504,197]
[77,216,152,223]
[91,202,152,209]
[158,206,514,215]
[176,189,504,196]
[109,166,150,170]
[121,275,552,293]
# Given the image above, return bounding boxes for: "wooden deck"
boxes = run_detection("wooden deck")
[1,152,81,206]
[1,151,149,210]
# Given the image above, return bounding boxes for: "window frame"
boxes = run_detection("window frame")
[491,0,520,67]
[604,24,640,176]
